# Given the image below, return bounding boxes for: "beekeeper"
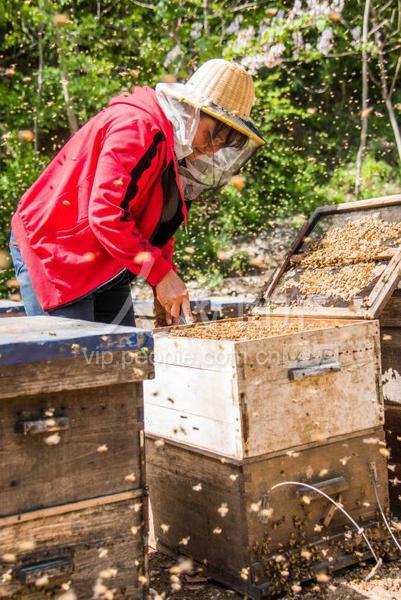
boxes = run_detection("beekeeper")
[9,59,264,326]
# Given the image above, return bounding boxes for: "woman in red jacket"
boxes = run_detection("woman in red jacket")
[9,59,264,326]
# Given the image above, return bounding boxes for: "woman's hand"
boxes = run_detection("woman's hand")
[155,270,194,325]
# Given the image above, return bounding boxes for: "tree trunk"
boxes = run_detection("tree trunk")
[355,0,371,199]
[384,96,401,161]
[204,0,209,34]
[55,30,79,134]
[59,65,79,134]
[34,27,44,152]
[373,7,401,164]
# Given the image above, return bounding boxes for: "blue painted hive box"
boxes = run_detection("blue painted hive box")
[0,316,153,599]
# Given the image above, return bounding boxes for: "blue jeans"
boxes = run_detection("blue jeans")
[8,232,136,326]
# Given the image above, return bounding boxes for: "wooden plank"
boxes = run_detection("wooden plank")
[366,248,401,318]
[239,368,382,458]
[0,351,153,399]
[378,290,401,326]
[0,315,153,366]
[0,382,144,516]
[290,248,399,264]
[144,364,240,422]
[315,193,401,213]
[144,350,244,456]
[0,498,147,599]
[145,404,242,458]
[152,332,237,371]
[252,305,367,319]
[383,405,401,514]
[236,323,383,457]
[0,489,142,527]
[146,425,383,465]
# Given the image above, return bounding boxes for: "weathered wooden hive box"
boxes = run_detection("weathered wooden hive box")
[143,194,401,597]
[0,316,153,599]
[147,429,389,598]
[145,316,383,458]
[258,194,401,514]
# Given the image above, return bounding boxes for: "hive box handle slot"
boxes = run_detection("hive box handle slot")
[15,555,74,584]
[15,416,70,435]
[295,475,349,500]
[288,361,341,381]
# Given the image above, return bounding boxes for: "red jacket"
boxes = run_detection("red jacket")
[11,86,187,311]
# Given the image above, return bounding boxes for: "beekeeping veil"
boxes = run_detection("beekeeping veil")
[155,59,265,201]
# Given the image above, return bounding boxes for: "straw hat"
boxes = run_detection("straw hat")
[166,59,264,146]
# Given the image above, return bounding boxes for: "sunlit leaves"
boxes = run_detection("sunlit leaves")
[1,0,401,300]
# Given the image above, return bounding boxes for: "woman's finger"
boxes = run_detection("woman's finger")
[181,295,194,324]
[170,299,181,319]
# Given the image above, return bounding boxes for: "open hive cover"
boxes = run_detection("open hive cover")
[260,195,401,319]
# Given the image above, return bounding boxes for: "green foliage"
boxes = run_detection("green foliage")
[1,0,401,298]
[315,155,401,204]
[0,135,46,248]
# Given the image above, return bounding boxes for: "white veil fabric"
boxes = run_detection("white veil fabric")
[155,82,201,161]
[155,81,259,201]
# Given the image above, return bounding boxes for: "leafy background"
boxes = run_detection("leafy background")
[1,0,400,299]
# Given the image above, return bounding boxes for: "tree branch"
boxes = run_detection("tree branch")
[398,0,401,31]
[367,65,380,86]
[355,0,371,199]
[390,54,401,97]
[129,0,156,9]
[54,28,79,134]
[368,19,388,37]
[372,5,401,163]
[378,0,394,14]
[203,0,209,34]
[34,25,44,152]
[231,1,263,12]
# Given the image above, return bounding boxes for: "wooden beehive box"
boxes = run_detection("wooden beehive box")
[144,315,383,459]
[258,194,401,513]
[147,428,390,598]
[0,316,153,599]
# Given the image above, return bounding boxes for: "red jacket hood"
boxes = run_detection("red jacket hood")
[108,86,172,130]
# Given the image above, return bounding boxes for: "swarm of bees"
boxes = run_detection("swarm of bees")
[281,216,401,302]
[169,316,326,341]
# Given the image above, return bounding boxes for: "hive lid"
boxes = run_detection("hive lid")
[0,315,153,366]
[258,195,401,319]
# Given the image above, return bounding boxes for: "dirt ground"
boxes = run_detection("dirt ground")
[149,551,401,599]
